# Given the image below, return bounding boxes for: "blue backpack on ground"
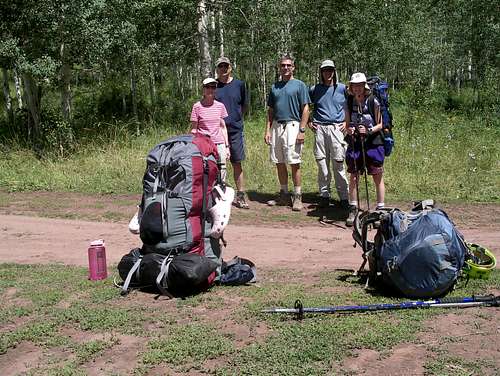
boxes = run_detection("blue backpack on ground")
[353,200,467,298]
[367,76,394,156]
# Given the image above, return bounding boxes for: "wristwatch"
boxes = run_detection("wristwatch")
[299,127,306,133]
[367,127,373,135]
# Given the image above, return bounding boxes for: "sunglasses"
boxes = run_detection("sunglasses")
[204,84,217,89]
[281,64,293,67]
[217,63,229,68]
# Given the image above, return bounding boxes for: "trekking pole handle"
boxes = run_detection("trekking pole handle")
[438,294,499,305]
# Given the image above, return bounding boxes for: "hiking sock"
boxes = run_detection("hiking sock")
[349,200,358,208]
[376,202,385,209]
[280,185,289,193]
[294,186,302,195]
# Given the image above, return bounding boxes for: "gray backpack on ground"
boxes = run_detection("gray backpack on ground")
[139,134,222,274]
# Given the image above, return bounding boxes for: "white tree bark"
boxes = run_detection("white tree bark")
[149,65,156,108]
[60,43,72,122]
[197,0,212,78]
[2,68,13,120]
[218,9,224,57]
[130,59,138,121]
[13,68,23,109]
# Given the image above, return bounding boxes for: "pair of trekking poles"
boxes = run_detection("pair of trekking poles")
[349,121,371,211]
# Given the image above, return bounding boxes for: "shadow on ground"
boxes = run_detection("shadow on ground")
[247,191,349,222]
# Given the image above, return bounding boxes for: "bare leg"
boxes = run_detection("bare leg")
[291,163,301,188]
[232,162,244,192]
[276,163,289,186]
[348,173,359,204]
[372,173,385,205]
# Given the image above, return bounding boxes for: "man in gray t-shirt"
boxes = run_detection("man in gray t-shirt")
[309,59,349,209]
[264,55,310,211]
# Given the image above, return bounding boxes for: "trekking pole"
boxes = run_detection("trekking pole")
[262,295,500,320]
[359,125,370,211]
[349,127,361,211]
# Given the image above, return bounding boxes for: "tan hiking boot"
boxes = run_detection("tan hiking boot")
[292,193,303,211]
[234,191,250,209]
[345,205,358,227]
[267,190,290,206]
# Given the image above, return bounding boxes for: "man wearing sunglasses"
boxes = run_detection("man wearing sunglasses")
[265,54,310,211]
[308,59,349,210]
[214,57,250,209]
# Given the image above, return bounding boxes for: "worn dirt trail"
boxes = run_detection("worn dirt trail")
[1,214,498,272]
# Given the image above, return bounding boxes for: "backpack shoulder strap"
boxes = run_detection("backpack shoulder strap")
[120,257,143,295]
[367,94,376,123]
[347,95,354,116]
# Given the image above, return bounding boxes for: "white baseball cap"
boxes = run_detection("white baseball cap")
[202,77,217,86]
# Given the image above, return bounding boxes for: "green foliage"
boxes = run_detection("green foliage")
[143,324,234,366]
[1,0,499,150]
[0,98,498,202]
[74,338,118,364]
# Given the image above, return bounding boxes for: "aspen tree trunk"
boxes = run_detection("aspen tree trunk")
[60,43,72,122]
[22,73,42,146]
[197,0,212,78]
[13,68,23,109]
[149,65,156,109]
[467,50,472,80]
[130,58,139,135]
[122,94,127,116]
[2,68,13,123]
[130,59,138,121]
[176,65,185,100]
[430,62,435,89]
[218,9,224,57]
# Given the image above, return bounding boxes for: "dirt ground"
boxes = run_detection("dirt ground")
[0,192,499,375]
[0,191,498,271]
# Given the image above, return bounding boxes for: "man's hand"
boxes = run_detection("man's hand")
[264,130,271,145]
[308,122,317,132]
[296,132,305,144]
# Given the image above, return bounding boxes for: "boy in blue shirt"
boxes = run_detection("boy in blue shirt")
[215,57,250,209]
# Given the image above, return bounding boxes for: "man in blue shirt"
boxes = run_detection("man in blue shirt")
[265,55,310,211]
[215,57,250,209]
[309,59,349,209]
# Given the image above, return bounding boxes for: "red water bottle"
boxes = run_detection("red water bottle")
[88,239,108,280]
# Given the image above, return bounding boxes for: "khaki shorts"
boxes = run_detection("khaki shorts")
[269,120,303,164]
